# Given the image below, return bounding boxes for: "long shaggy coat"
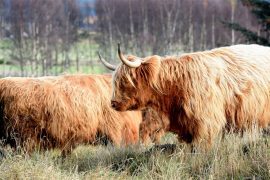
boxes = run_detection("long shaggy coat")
[0,74,142,154]
[111,44,270,146]
[140,108,169,144]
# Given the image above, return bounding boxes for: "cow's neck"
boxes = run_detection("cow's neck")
[149,59,185,114]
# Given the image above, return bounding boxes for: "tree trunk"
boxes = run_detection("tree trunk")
[142,0,148,55]
[75,44,79,72]
[129,0,136,53]
[211,14,216,48]
[230,0,236,45]
[188,1,194,52]
[54,46,59,75]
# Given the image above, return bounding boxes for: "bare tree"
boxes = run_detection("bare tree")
[5,0,80,76]
[96,0,255,57]
[229,0,237,45]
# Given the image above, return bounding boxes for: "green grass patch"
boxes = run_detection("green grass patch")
[0,38,107,76]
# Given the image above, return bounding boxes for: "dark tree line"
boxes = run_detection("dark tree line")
[226,0,270,46]
[95,0,259,62]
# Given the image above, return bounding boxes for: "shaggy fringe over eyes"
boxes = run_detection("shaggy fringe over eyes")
[117,55,162,91]
[139,55,162,90]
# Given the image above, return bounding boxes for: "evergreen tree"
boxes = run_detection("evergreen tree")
[226,0,270,46]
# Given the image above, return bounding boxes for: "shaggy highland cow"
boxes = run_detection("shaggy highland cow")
[106,44,270,147]
[99,53,169,144]
[0,74,142,155]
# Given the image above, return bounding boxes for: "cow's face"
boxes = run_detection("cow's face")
[111,57,147,111]
[111,54,161,111]
[97,45,161,111]
[111,72,137,111]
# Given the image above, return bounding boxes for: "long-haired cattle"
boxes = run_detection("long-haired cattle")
[0,74,142,155]
[98,53,169,144]
[109,44,270,147]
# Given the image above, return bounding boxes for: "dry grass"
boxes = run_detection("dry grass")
[0,132,269,180]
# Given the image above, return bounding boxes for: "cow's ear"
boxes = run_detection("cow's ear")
[138,55,161,84]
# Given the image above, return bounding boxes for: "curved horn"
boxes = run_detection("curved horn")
[118,43,141,68]
[97,52,117,71]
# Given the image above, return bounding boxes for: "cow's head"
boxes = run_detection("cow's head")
[98,44,161,111]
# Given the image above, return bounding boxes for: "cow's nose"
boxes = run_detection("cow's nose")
[111,100,118,108]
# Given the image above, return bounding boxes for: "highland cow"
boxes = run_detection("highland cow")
[0,74,142,155]
[108,43,270,147]
[98,53,169,144]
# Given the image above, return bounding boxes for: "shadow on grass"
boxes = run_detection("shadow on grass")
[60,143,177,175]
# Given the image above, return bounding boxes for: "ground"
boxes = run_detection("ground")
[0,132,269,179]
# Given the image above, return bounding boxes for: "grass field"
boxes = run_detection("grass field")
[0,38,109,77]
[0,132,269,179]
